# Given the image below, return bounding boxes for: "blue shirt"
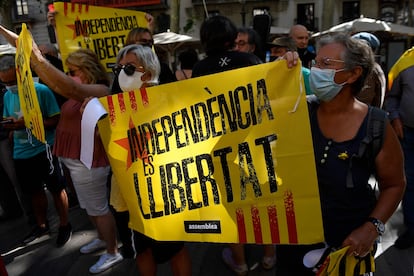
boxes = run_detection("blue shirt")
[3,82,60,159]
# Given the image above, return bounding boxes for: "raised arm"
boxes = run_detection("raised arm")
[0,24,110,102]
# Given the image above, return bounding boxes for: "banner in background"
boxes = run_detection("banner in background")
[16,23,45,143]
[96,61,324,244]
[388,46,414,90]
[53,2,148,72]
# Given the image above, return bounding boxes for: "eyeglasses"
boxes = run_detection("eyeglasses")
[137,39,154,47]
[112,64,144,76]
[311,57,345,69]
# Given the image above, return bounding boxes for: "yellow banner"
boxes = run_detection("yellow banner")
[53,2,148,72]
[98,61,324,244]
[388,46,414,91]
[16,24,45,143]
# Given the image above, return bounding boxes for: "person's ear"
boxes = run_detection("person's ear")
[347,66,363,83]
[142,71,152,82]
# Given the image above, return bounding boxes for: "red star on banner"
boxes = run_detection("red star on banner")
[114,117,149,170]
[66,16,82,39]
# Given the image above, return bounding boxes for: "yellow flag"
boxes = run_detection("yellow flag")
[316,246,375,276]
[97,61,324,244]
[388,46,414,91]
[16,23,45,143]
[53,2,148,72]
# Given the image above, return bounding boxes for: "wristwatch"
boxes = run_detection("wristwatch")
[367,217,385,236]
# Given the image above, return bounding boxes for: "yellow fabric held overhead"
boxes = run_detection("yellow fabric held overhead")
[16,23,46,144]
[97,60,324,244]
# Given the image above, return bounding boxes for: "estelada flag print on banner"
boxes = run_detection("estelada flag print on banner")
[16,23,46,143]
[53,2,148,72]
[97,61,324,244]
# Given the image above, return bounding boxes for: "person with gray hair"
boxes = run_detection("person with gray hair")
[113,44,161,90]
[0,54,26,223]
[276,33,405,275]
[0,54,71,248]
[110,44,192,276]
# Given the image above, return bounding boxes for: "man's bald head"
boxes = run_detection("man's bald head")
[289,24,309,49]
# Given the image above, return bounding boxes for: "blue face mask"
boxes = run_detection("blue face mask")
[309,67,346,102]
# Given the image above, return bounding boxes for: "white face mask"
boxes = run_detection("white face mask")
[118,70,145,92]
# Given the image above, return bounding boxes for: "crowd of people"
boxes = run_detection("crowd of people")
[0,10,410,276]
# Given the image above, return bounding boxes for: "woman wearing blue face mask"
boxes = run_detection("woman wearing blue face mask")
[286,34,405,275]
[277,34,406,275]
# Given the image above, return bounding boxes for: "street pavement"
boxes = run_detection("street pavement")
[1,194,414,276]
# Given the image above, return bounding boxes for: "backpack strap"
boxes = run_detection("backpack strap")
[306,95,320,118]
[346,106,387,188]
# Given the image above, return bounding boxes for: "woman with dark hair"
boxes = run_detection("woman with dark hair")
[175,48,199,80]
[192,15,299,275]
[192,15,263,78]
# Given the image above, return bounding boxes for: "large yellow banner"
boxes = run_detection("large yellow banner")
[53,2,147,72]
[16,24,45,143]
[98,61,324,244]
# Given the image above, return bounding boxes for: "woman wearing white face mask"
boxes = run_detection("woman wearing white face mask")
[110,44,192,276]
[112,44,160,92]
[276,34,406,275]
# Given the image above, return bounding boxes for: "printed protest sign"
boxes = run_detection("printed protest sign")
[96,61,323,244]
[53,1,148,72]
[16,23,45,143]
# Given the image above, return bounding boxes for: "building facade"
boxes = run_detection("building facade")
[2,0,413,69]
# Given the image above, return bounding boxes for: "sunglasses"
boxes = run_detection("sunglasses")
[112,64,144,76]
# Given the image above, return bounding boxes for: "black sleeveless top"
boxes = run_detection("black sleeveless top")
[310,109,377,248]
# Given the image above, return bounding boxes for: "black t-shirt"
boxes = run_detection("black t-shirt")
[298,47,316,69]
[192,51,262,78]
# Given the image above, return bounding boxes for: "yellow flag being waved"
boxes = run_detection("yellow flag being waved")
[16,23,45,143]
[388,46,414,91]
[53,1,148,72]
[97,61,324,244]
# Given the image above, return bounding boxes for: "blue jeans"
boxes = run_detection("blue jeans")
[402,126,414,230]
